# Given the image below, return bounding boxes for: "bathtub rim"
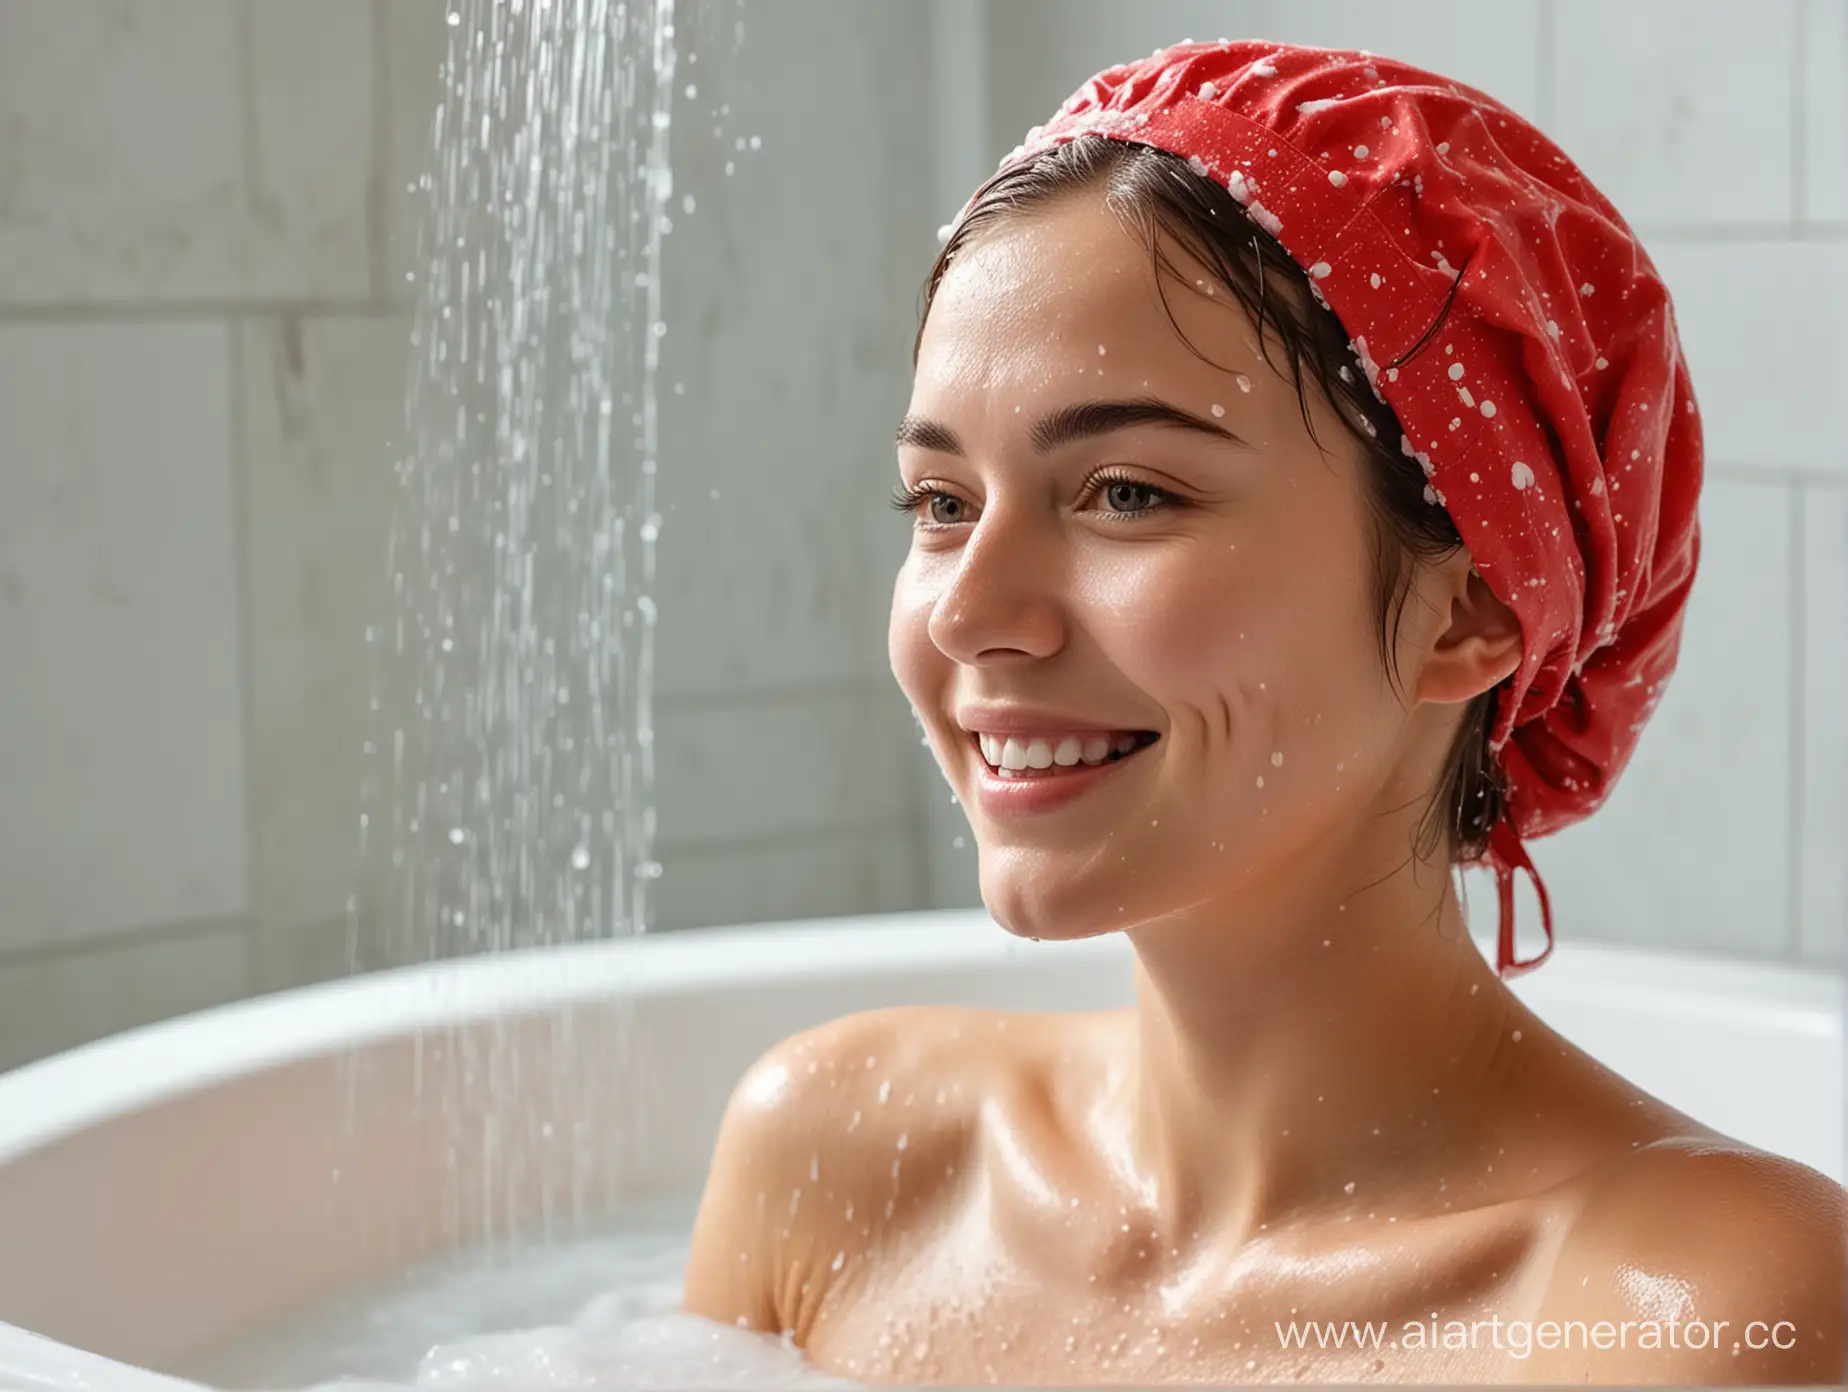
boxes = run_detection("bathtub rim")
[0,908,1838,1173]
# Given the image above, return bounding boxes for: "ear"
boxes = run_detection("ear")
[1414,557,1524,707]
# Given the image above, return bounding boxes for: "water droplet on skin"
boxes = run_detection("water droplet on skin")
[1211,402,1226,417]
[1235,373,1253,392]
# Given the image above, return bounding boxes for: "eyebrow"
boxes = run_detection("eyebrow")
[894,396,1255,457]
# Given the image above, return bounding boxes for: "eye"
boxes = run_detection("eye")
[1086,472,1183,518]
[926,493,969,524]
[889,481,974,527]
[1102,480,1160,513]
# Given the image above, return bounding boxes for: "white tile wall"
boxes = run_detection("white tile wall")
[984,0,1265,158]
[1650,242,1848,477]
[0,0,374,305]
[0,924,249,1072]
[252,916,351,995]
[0,2,955,1065]
[920,748,983,910]
[0,322,248,951]
[385,0,449,298]
[245,0,379,296]
[1802,484,1847,963]
[1525,479,1795,956]
[1249,0,1544,120]
[653,827,919,932]
[654,689,918,850]
[646,0,935,699]
[1,1,1841,1069]
[1552,0,1796,229]
[1805,0,1848,224]
[239,316,409,946]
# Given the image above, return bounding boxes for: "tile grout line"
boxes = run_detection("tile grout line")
[0,913,251,973]
[0,301,402,324]
[1789,481,1809,961]
[227,318,265,999]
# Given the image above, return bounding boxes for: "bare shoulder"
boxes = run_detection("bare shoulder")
[1528,1135,1847,1384]
[681,1004,1011,1337]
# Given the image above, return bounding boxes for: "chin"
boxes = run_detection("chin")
[976,847,1132,943]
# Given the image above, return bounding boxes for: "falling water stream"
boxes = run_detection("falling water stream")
[178,3,856,1386]
[362,0,671,983]
[335,0,686,1266]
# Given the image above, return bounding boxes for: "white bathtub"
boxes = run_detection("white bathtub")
[0,908,1839,1388]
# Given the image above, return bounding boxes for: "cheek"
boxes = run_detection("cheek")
[887,559,941,705]
[1092,537,1366,693]
[1096,532,1390,769]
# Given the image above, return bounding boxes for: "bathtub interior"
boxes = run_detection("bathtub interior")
[0,908,1838,1386]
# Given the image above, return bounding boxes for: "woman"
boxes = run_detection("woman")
[682,40,1846,1385]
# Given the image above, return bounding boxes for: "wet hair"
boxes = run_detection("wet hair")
[913,135,1507,864]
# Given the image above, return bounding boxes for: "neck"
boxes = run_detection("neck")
[1111,827,1519,1251]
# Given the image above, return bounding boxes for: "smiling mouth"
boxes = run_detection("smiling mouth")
[970,730,1161,779]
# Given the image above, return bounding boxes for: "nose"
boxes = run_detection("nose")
[925,507,1068,666]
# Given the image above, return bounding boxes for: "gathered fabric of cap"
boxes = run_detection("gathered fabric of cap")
[949,40,1703,977]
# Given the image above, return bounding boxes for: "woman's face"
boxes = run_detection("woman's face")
[889,196,1455,940]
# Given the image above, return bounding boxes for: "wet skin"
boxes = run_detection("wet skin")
[682,197,1847,1385]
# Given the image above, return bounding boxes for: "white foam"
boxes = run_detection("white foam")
[13,1197,866,1392]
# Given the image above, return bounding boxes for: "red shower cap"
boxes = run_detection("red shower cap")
[953,40,1703,977]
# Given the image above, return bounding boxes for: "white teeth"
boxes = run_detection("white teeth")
[975,731,1150,770]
